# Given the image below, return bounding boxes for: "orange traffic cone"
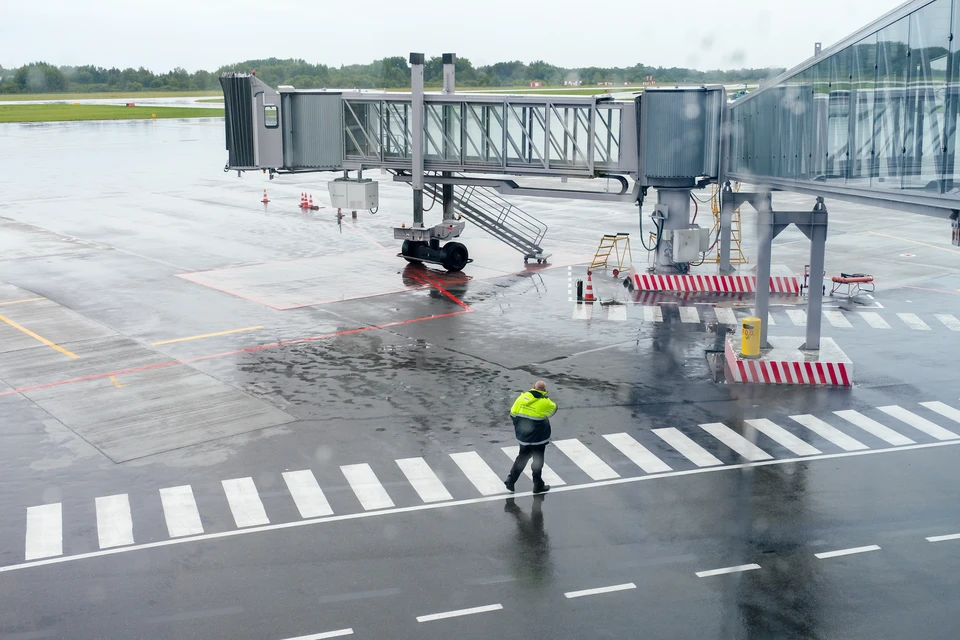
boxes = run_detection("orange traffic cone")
[261,189,269,204]
[308,194,314,209]
[300,192,307,208]
[583,270,596,303]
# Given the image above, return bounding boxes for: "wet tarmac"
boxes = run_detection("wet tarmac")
[1,119,959,639]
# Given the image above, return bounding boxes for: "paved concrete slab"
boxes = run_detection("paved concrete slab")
[0,298,116,355]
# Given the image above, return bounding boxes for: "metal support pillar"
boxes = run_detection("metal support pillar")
[441,53,456,221]
[410,52,425,227]
[654,188,692,271]
[719,181,734,273]
[754,194,774,348]
[802,198,828,350]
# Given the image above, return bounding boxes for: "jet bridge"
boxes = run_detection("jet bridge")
[220,55,725,272]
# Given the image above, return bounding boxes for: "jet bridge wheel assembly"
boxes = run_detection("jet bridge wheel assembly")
[401,239,470,272]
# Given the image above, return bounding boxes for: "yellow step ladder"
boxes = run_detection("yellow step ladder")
[590,233,633,273]
[704,183,748,265]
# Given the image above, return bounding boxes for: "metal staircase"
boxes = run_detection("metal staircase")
[421,181,550,263]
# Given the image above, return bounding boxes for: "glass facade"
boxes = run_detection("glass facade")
[727,0,960,210]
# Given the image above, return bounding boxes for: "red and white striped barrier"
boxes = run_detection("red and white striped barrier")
[724,337,852,387]
[631,269,800,294]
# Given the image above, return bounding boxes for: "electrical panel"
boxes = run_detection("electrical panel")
[328,179,379,210]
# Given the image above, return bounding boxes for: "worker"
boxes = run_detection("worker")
[504,380,557,494]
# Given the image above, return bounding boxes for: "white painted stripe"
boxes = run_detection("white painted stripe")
[652,428,723,467]
[935,313,960,331]
[25,504,62,560]
[280,629,354,640]
[450,451,507,495]
[823,310,852,328]
[95,494,134,549]
[786,309,807,326]
[282,470,334,517]
[696,563,761,578]
[815,544,880,559]
[643,305,663,322]
[789,414,868,451]
[715,308,737,325]
[572,304,592,320]
[920,401,960,425]
[602,433,672,473]
[564,582,636,599]
[159,486,204,538]
[10,439,960,576]
[222,477,270,527]
[927,533,960,543]
[341,464,395,510]
[898,312,930,330]
[607,305,627,322]
[834,410,915,446]
[501,447,566,486]
[553,439,620,480]
[877,405,959,441]
[859,311,890,329]
[751,310,775,325]
[700,423,773,461]
[396,458,454,503]
[744,419,821,456]
[416,604,502,622]
[679,306,700,323]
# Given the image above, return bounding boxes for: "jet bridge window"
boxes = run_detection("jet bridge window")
[263,105,279,128]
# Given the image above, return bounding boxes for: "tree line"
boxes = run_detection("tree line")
[0,57,784,94]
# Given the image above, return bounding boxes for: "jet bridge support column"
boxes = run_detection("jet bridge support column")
[441,53,456,221]
[719,181,734,273]
[654,188,692,272]
[411,52,425,227]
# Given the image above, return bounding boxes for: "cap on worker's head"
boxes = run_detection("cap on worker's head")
[534,380,547,391]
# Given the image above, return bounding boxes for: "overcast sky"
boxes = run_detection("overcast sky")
[1,0,907,72]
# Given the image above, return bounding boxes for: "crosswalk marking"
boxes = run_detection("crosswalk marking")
[715,308,737,325]
[396,458,454,503]
[699,423,773,461]
[341,464,395,510]
[751,310,775,325]
[643,306,663,323]
[553,439,620,480]
[920,401,960,425]
[572,304,593,320]
[450,452,507,496]
[744,419,822,456]
[789,414,868,451]
[222,477,270,527]
[501,447,566,486]
[859,312,890,329]
[823,310,852,328]
[786,309,807,326]
[95,494,134,549]
[679,306,700,323]
[877,405,959,441]
[607,305,627,322]
[834,410,915,446]
[602,433,672,473]
[652,428,723,467]
[159,486,204,537]
[25,504,62,560]
[935,314,960,331]
[897,312,930,330]
[282,470,335,517]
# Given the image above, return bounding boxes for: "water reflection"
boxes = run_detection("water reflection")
[504,495,552,589]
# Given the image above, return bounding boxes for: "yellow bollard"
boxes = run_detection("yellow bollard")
[741,316,761,359]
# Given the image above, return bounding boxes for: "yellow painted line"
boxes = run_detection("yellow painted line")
[152,325,264,346]
[109,375,128,388]
[868,231,960,254]
[0,314,79,359]
[0,297,45,306]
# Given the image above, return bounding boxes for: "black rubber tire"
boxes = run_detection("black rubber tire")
[402,240,426,264]
[440,242,469,272]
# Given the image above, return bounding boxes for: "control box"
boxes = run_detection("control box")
[328,179,379,210]
[670,225,710,262]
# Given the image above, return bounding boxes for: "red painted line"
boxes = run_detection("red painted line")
[341,220,386,249]
[770,361,782,384]
[825,362,839,386]
[793,362,804,384]
[783,361,794,384]
[412,270,473,311]
[0,309,471,398]
[839,364,851,387]
[737,359,748,382]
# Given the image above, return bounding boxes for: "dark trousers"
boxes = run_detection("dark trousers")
[507,443,547,485]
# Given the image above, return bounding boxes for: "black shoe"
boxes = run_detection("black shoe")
[533,484,550,494]
[504,478,516,492]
